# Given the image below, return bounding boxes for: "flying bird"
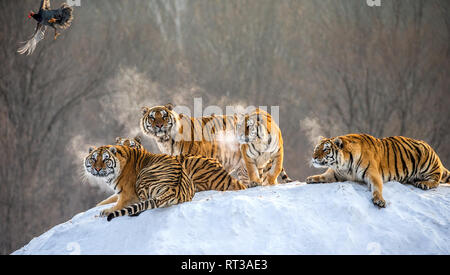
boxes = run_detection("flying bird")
[18,0,74,55]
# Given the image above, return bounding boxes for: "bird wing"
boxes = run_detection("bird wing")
[17,23,46,55]
[40,0,51,11]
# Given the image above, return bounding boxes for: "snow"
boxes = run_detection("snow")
[12,181,450,255]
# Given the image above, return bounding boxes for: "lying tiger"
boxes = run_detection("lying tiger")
[84,144,246,221]
[307,134,450,208]
[114,135,243,192]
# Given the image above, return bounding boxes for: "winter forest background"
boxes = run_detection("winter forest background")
[0,0,449,254]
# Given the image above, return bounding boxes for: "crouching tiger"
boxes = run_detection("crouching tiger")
[307,134,450,208]
[84,144,246,221]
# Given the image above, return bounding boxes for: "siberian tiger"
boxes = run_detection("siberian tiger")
[84,144,246,221]
[306,134,450,208]
[115,136,143,150]
[114,135,247,192]
[140,103,248,184]
[236,108,292,186]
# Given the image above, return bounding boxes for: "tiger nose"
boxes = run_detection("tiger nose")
[95,167,101,172]
[155,123,163,128]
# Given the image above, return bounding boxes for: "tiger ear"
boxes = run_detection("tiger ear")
[109,146,117,155]
[333,137,344,149]
[115,137,121,144]
[89,146,96,153]
[164,103,174,111]
[134,135,142,144]
[313,136,326,146]
[141,107,150,116]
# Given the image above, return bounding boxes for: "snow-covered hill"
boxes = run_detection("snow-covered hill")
[13,181,450,255]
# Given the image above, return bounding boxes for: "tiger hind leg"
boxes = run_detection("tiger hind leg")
[412,169,441,190]
[440,168,450,183]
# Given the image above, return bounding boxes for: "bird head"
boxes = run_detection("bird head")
[28,11,35,19]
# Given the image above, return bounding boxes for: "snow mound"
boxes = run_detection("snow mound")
[13,182,450,255]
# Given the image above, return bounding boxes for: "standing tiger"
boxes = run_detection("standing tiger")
[84,144,246,221]
[140,104,247,183]
[236,108,292,186]
[306,134,450,208]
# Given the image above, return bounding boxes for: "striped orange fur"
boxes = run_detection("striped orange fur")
[84,145,246,221]
[236,108,292,186]
[307,134,450,207]
[140,104,248,185]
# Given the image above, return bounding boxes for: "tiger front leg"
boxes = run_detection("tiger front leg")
[266,154,283,185]
[96,194,118,207]
[246,162,263,185]
[306,168,339,184]
[367,173,386,208]
[241,145,263,186]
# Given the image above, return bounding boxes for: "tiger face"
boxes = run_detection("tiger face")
[140,104,178,140]
[115,136,143,149]
[236,115,268,144]
[84,146,121,188]
[311,137,344,168]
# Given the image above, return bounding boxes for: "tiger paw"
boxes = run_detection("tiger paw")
[306,176,321,184]
[372,197,386,208]
[415,183,429,190]
[412,181,438,190]
[246,181,260,188]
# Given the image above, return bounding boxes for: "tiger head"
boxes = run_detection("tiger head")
[84,145,122,190]
[140,103,179,141]
[115,136,143,150]
[311,136,346,168]
[236,112,271,144]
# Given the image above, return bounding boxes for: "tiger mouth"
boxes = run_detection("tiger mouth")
[87,169,113,178]
[144,125,168,137]
[155,131,166,137]
[312,159,327,168]
[84,164,114,178]
[90,171,112,177]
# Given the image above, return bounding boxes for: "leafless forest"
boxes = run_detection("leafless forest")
[0,0,449,254]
